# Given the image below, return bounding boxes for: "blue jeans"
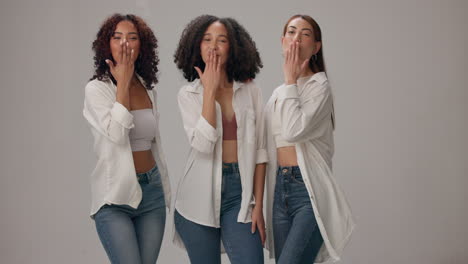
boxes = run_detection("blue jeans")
[174,162,264,264]
[94,165,166,264]
[273,166,323,264]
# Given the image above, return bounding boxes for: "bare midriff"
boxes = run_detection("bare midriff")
[222,140,238,163]
[132,150,156,173]
[277,146,298,166]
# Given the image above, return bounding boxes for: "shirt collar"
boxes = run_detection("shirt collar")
[136,73,146,88]
[298,71,328,86]
[186,79,243,94]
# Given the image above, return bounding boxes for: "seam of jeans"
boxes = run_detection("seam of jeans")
[95,214,117,263]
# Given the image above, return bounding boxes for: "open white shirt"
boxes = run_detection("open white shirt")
[264,72,355,263]
[173,79,268,249]
[82,76,171,217]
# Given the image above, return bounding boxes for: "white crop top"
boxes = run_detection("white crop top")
[272,103,295,148]
[129,109,156,151]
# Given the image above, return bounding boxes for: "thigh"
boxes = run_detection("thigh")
[174,210,221,264]
[221,205,264,264]
[134,206,166,264]
[273,187,291,261]
[277,205,322,264]
[94,205,141,264]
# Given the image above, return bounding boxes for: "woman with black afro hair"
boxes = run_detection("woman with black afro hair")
[173,15,267,264]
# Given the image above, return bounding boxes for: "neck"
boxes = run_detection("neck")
[219,69,232,89]
[299,67,315,79]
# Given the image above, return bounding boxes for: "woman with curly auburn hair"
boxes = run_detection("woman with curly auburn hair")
[263,15,355,263]
[173,15,267,264]
[83,14,171,264]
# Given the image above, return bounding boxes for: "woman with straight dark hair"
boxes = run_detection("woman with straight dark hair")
[83,14,170,263]
[263,14,355,264]
[173,15,267,264]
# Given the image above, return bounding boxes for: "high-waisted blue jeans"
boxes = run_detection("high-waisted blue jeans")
[94,164,166,264]
[273,166,323,264]
[175,162,264,264]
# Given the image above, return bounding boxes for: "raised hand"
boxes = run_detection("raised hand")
[283,41,309,85]
[105,39,135,89]
[194,49,221,96]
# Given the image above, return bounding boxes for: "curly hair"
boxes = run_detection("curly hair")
[90,14,159,90]
[174,15,262,83]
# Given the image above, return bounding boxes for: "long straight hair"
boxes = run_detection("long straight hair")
[283,15,335,129]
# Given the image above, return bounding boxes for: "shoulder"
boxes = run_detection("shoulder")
[297,72,331,99]
[85,78,114,96]
[239,79,261,98]
[178,79,200,95]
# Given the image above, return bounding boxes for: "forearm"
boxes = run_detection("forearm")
[116,82,131,110]
[253,163,266,208]
[201,90,217,128]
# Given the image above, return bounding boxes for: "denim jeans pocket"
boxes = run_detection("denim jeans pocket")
[148,169,163,187]
[290,173,305,185]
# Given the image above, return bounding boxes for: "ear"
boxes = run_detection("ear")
[314,41,322,54]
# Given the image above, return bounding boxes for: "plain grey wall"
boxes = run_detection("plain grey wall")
[1,0,467,263]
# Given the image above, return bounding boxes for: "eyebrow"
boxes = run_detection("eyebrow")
[113,32,138,35]
[287,26,313,32]
[203,33,228,38]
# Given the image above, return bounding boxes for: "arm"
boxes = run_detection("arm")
[83,38,136,145]
[278,40,333,143]
[177,89,219,154]
[83,81,134,145]
[276,82,333,142]
[251,82,268,245]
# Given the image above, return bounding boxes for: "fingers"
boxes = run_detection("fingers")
[209,49,215,71]
[105,59,115,72]
[259,227,266,246]
[116,39,123,63]
[205,49,211,72]
[194,66,203,78]
[126,42,131,62]
[130,48,135,63]
[292,41,298,63]
[251,221,256,234]
[215,51,220,73]
[122,39,129,64]
[285,43,291,63]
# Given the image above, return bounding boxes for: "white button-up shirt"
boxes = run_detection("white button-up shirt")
[83,76,171,217]
[264,72,355,263]
[173,79,268,248]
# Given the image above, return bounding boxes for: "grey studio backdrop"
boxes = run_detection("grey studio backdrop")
[0,0,467,263]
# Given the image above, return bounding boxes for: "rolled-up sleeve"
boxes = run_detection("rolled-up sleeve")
[252,83,269,164]
[178,88,219,154]
[83,81,134,145]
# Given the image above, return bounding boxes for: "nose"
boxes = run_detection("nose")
[293,33,301,42]
[210,42,218,51]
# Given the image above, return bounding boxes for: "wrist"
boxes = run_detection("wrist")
[253,202,263,209]
[203,89,216,99]
[285,78,297,85]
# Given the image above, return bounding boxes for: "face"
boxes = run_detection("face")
[200,21,230,66]
[282,18,321,61]
[110,20,140,62]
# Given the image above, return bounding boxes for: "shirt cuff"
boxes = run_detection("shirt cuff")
[195,116,219,142]
[111,102,134,129]
[256,148,268,164]
[277,84,299,100]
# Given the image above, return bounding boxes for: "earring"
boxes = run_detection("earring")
[312,54,318,61]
